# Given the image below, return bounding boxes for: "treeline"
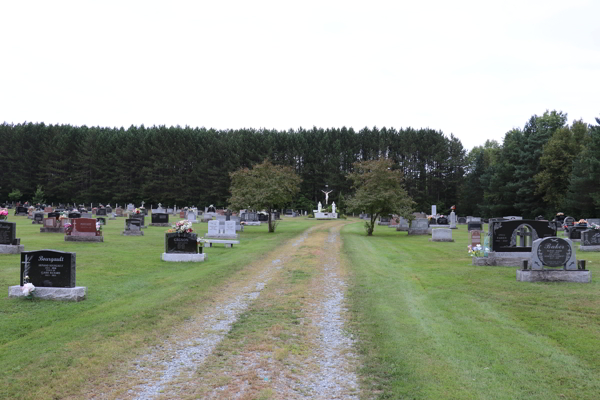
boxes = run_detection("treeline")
[461,111,600,219]
[0,123,464,212]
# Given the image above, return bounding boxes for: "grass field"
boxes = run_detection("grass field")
[342,221,600,400]
[2,216,599,399]
[0,215,315,400]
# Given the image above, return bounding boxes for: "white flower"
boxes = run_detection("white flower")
[22,283,35,296]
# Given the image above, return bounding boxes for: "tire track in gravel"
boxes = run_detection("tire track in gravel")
[91,225,320,400]
[174,220,359,399]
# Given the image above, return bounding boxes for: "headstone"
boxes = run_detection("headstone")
[431,205,437,216]
[489,220,556,253]
[580,229,600,251]
[150,213,170,226]
[40,217,64,233]
[8,249,87,300]
[0,222,22,252]
[20,250,76,287]
[458,217,467,224]
[563,216,576,229]
[408,218,429,235]
[468,222,483,231]
[208,220,219,236]
[68,212,81,219]
[123,218,144,236]
[115,208,124,217]
[81,212,92,219]
[33,212,44,224]
[449,211,457,229]
[96,208,107,216]
[65,218,103,242]
[430,228,454,242]
[396,217,410,231]
[44,206,53,213]
[436,216,449,225]
[48,212,61,219]
[180,210,186,218]
[14,206,28,216]
[187,211,197,223]
[225,220,236,236]
[470,230,482,246]
[517,237,590,283]
[127,203,134,211]
[165,232,198,253]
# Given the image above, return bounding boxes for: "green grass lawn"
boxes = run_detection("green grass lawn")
[0,215,315,400]
[342,221,600,400]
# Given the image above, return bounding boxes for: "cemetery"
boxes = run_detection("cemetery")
[1,132,600,398]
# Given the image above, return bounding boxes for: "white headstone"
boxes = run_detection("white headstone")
[431,205,437,216]
[225,221,236,236]
[208,220,219,235]
[127,203,134,211]
[187,211,197,222]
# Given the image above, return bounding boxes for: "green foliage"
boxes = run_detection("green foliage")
[534,120,587,213]
[8,188,22,202]
[346,158,415,236]
[229,159,302,232]
[564,116,600,216]
[31,184,45,205]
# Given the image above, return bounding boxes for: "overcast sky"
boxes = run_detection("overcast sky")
[2,0,598,150]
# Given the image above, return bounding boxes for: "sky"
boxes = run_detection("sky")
[1,0,599,150]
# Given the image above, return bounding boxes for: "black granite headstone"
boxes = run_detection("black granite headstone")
[20,250,76,287]
[537,238,571,267]
[125,218,141,231]
[568,225,587,240]
[68,212,81,219]
[458,217,467,224]
[96,208,107,216]
[151,213,169,223]
[34,212,44,223]
[15,206,28,215]
[582,229,600,246]
[258,213,269,222]
[165,232,198,253]
[436,216,449,225]
[0,221,17,245]
[490,219,556,252]
[468,222,483,231]
[48,212,61,219]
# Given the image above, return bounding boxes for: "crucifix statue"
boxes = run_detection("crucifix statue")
[321,189,333,205]
[22,254,33,281]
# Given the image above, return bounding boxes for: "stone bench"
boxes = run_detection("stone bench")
[203,239,240,248]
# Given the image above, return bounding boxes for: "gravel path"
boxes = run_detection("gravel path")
[96,222,358,399]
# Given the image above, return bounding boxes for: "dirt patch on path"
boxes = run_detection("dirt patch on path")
[88,221,358,399]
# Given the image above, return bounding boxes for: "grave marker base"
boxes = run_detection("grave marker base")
[0,244,24,254]
[516,269,591,283]
[40,227,65,233]
[149,223,171,227]
[429,238,454,242]
[161,253,205,262]
[64,236,104,242]
[122,231,144,236]
[472,252,530,266]
[8,286,87,301]
[579,245,600,252]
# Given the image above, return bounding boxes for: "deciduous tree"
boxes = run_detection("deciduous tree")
[228,159,301,232]
[346,158,415,236]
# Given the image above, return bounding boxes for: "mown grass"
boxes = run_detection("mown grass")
[0,215,314,400]
[342,221,600,400]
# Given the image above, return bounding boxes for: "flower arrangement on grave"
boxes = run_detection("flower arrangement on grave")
[468,244,487,257]
[167,220,194,234]
[96,221,102,233]
[0,209,7,220]
[63,222,73,235]
[196,236,206,247]
[21,276,35,300]
[576,219,588,226]
[131,208,142,215]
